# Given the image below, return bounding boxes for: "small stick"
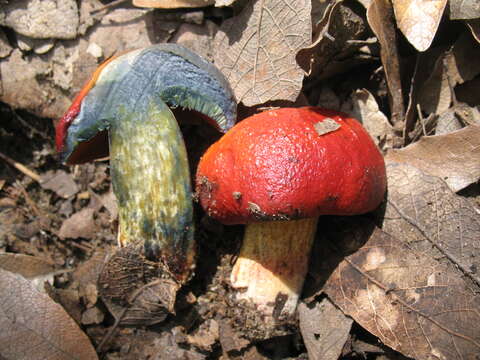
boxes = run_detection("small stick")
[0,151,42,183]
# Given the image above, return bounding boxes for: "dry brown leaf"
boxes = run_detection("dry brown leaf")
[313,146,480,359]
[323,223,480,360]
[214,0,311,106]
[367,0,404,133]
[0,253,56,291]
[297,1,370,78]
[133,0,214,8]
[386,125,480,192]
[446,32,480,87]
[0,268,98,360]
[343,89,393,147]
[298,297,353,360]
[40,170,79,199]
[58,208,98,240]
[391,0,447,52]
[417,53,452,115]
[449,0,480,19]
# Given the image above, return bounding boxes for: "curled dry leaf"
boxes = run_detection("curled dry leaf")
[214,0,311,106]
[0,269,98,360]
[298,297,353,360]
[391,0,447,52]
[386,125,480,192]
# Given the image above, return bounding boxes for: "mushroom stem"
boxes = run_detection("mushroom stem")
[110,98,194,282]
[230,217,318,317]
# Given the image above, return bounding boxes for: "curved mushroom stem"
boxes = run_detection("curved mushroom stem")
[230,217,318,318]
[110,98,195,282]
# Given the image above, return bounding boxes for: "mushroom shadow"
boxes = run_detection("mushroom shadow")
[302,198,388,300]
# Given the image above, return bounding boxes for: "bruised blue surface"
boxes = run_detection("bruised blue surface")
[61,44,237,163]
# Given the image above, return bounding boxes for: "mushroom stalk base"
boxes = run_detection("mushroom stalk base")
[109,99,195,282]
[230,217,318,318]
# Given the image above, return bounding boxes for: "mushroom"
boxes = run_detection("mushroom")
[196,107,386,318]
[56,44,236,283]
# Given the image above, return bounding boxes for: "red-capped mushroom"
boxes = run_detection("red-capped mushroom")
[196,107,386,319]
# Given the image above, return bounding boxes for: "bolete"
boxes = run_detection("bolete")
[56,44,236,283]
[196,107,386,318]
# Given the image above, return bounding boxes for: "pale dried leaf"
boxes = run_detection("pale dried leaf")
[449,0,480,20]
[386,125,480,192]
[58,208,98,240]
[391,0,447,52]
[0,268,98,360]
[133,0,214,7]
[40,170,79,199]
[435,108,463,135]
[298,297,353,360]
[214,0,311,106]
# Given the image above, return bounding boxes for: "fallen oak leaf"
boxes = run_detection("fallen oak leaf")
[0,268,98,360]
[214,0,311,106]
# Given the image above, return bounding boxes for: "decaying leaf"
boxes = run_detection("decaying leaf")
[0,268,98,360]
[449,0,480,20]
[58,207,98,240]
[323,223,480,360]
[0,252,56,291]
[417,53,452,115]
[133,0,214,8]
[391,0,447,52]
[367,0,405,134]
[386,125,480,192]
[298,297,353,360]
[383,161,480,287]
[40,170,79,199]
[445,32,480,87]
[297,1,370,78]
[214,0,311,106]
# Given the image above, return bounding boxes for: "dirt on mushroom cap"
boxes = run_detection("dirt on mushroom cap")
[196,107,387,225]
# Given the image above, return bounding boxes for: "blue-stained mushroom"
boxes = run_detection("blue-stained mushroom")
[56,44,236,282]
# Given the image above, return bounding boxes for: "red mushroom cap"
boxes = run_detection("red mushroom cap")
[196,107,386,225]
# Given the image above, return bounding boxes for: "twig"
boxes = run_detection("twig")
[0,151,42,183]
[14,181,42,217]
